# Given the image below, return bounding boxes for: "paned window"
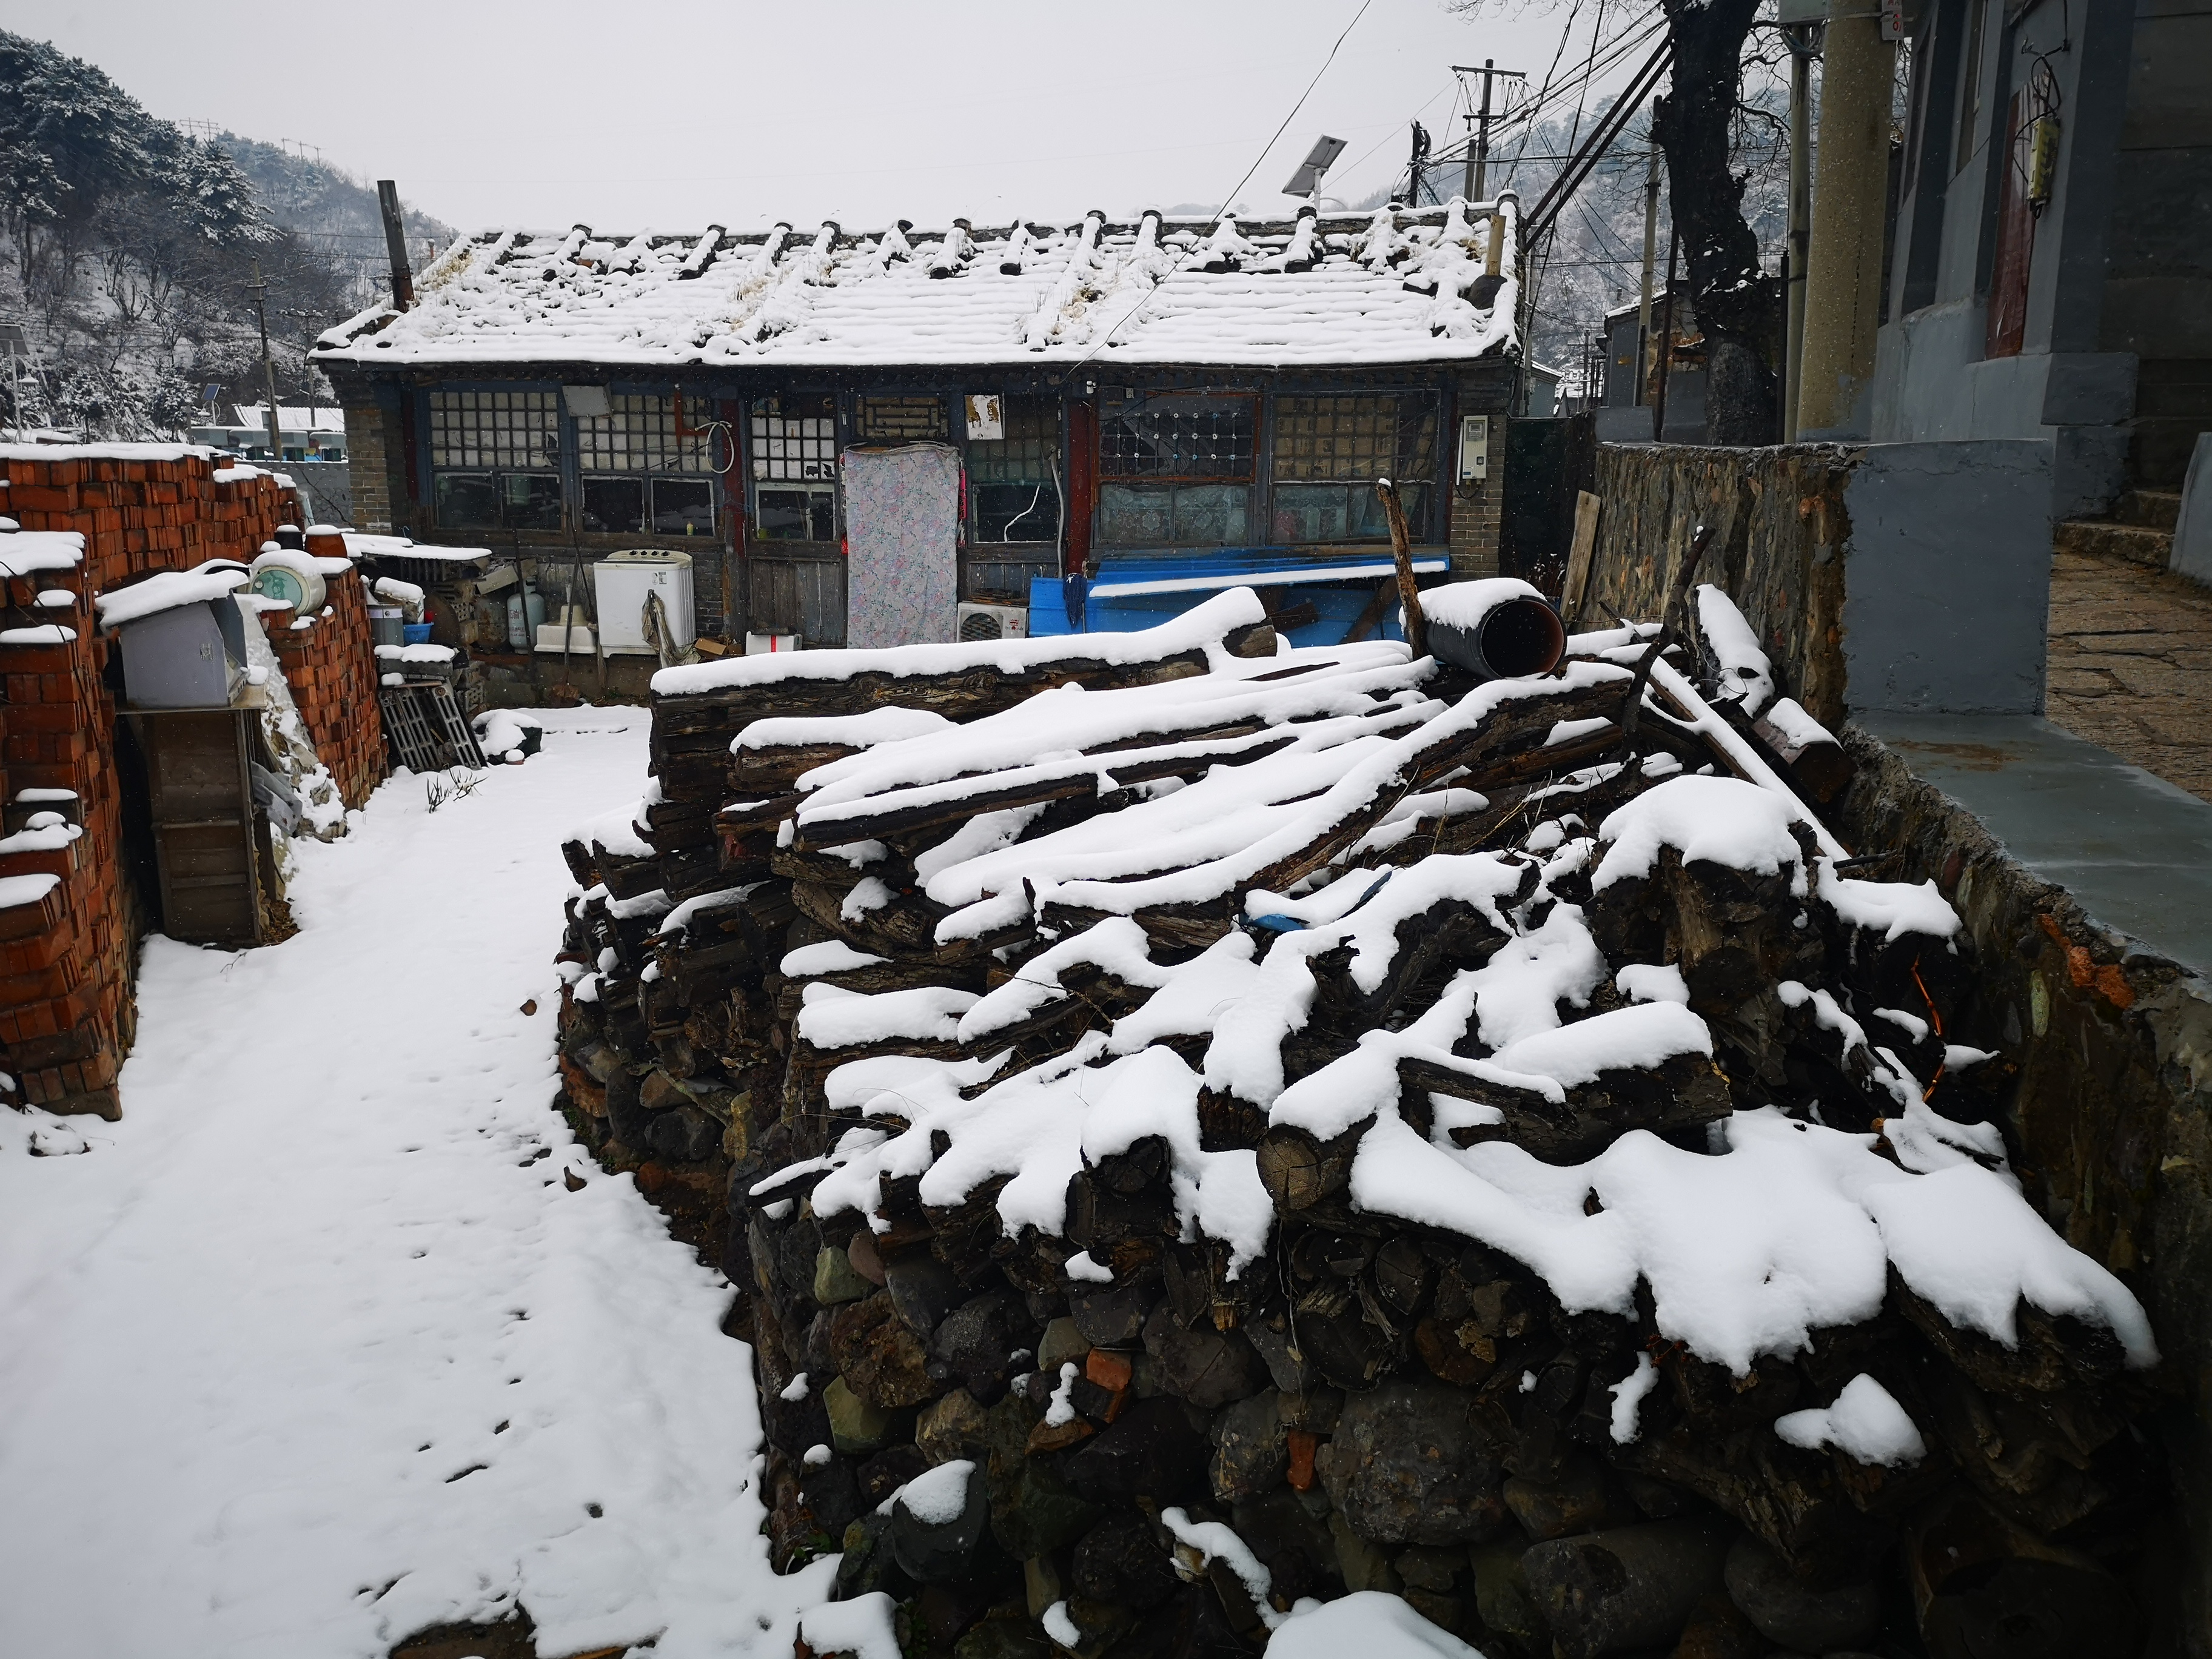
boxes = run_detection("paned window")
[752,395,839,541]
[968,397,1061,544]
[856,395,950,443]
[1269,393,1437,543]
[1098,395,1256,548]
[751,397,839,482]
[429,389,561,529]
[574,394,716,474]
[576,394,719,535]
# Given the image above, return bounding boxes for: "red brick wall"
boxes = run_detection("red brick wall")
[0,450,380,1118]
[263,531,389,811]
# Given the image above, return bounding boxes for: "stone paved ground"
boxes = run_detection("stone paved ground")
[2046,548,2212,805]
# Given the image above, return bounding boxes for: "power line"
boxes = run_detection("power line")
[1063,0,1375,378]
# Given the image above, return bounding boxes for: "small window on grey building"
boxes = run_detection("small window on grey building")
[503,473,563,531]
[757,488,837,542]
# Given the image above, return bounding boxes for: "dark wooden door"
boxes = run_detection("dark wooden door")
[1986,94,2034,360]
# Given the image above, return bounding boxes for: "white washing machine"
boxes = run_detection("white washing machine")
[594,549,695,654]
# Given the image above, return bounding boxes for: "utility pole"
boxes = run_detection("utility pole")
[1783,25,1817,442]
[1453,61,1526,202]
[249,259,283,463]
[1797,12,1894,438]
[1654,230,1680,442]
[1637,115,1661,410]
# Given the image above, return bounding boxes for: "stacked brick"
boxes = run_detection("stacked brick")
[0,553,138,1121]
[259,529,389,810]
[0,446,378,1119]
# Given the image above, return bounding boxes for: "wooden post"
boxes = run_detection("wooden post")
[1376,478,1427,658]
[1562,490,1601,625]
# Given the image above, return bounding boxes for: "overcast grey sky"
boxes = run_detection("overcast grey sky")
[6,0,1638,235]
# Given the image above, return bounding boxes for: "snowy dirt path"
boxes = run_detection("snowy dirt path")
[0,710,833,1659]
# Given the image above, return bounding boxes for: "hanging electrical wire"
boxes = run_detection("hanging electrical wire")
[1060,0,1375,380]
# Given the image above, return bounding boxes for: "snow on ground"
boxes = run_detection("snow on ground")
[0,708,833,1659]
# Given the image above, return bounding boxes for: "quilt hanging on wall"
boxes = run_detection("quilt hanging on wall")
[842,443,960,649]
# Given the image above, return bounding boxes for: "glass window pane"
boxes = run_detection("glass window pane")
[501,473,563,531]
[581,476,646,534]
[974,481,1060,544]
[1098,482,1175,545]
[1270,394,1437,486]
[652,477,716,537]
[1171,484,1250,545]
[758,486,836,542]
[435,472,498,528]
[1100,396,1255,479]
[1271,483,1351,543]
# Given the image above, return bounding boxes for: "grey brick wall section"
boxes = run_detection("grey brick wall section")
[344,404,391,533]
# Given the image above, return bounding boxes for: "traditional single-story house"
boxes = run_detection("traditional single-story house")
[310,199,1523,652]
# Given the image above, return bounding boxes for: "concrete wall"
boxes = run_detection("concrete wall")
[1872,0,2212,501]
[1840,438,2053,714]
[1582,438,2051,722]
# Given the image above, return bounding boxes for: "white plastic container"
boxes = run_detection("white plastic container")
[594,550,696,654]
[535,621,597,654]
[746,632,802,654]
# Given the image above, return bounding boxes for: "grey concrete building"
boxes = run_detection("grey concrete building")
[1871,0,2212,519]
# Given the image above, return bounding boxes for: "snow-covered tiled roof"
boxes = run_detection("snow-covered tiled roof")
[312,198,1520,374]
[227,404,347,434]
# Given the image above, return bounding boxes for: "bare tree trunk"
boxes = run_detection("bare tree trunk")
[1654,0,1783,446]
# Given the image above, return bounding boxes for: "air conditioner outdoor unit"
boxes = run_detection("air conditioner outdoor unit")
[957,601,1028,643]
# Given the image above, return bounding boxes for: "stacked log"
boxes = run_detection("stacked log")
[553,588,2167,1659]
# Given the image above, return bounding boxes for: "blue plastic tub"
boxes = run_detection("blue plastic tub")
[402,622,435,645]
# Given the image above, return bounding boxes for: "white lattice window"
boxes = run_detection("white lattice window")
[427,389,559,470]
[750,399,838,482]
[574,394,715,474]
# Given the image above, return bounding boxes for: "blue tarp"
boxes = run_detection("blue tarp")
[1028,549,1449,648]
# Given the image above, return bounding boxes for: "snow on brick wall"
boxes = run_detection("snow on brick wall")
[259,539,389,813]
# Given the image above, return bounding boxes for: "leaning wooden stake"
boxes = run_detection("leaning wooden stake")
[1620,520,1716,741]
[1376,478,1427,658]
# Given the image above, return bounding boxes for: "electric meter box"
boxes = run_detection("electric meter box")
[593,549,697,654]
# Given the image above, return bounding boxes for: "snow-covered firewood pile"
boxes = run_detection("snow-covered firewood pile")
[554,585,2165,1659]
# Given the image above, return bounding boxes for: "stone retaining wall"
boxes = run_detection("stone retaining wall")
[1835,725,2212,1652]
